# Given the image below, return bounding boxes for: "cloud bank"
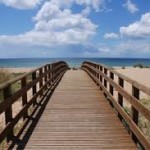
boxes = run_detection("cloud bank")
[0,0,100,46]
[120,12,150,38]
[0,0,42,9]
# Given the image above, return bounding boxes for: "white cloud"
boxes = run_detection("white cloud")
[123,0,138,13]
[114,40,150,57]
[120,12,150,38]
[31,1,97,44]
[104,33,119,39]
[47,0,105,12]
[0,0,41,9]
[91,40,150,57]
[0,1,97,46]
[76,0,104,12]
[0,0,106,48]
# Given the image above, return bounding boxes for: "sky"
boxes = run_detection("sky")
[0,0,150,58]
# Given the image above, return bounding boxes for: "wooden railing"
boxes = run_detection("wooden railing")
[0,61,69,144]
[82,61,150,150]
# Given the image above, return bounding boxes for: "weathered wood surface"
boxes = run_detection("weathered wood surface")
[82,61,150,149]
[25,70,136,150]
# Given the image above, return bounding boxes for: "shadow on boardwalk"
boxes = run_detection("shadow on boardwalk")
[8,85,57,149]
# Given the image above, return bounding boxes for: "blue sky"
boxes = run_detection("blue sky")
[0,0,150,58]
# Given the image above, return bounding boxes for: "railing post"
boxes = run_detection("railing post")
[96,65,99,85]
[39,68,43,96]
[104,68,107,88]
[92,64,94,77]
[131,86,139,144]
[32,71,37,105]
[99,65,103,90]
[48,64,51,86]
[103,68,108,98]
[21,77,28,119]
[95,64,97,78]
[52,64,54,83]
[97,65,100,87]
[50,64,53,86]
[118,77,124,120]
[100,66,103,83]
[109,72,114,107]
[109,72,114,95]
[3,86,13,142]
[44,65,48,85]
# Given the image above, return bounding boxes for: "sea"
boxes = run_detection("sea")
[0,58,150,68]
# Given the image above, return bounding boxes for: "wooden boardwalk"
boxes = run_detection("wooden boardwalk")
[25,70,136,149]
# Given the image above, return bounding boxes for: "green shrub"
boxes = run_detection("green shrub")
[0,69,11,84]
[133,63,144,68]
[0,69,23,103]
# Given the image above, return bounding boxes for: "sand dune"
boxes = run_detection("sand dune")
[115,67,150,88]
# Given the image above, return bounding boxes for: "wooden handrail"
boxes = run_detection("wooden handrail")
[0,61,69,144]
[84,61,150,95]
[82,61,150,150]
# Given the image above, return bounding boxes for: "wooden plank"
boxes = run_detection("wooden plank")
[25,146,136,150]
[84,68,150,150]
[24,70,136,150]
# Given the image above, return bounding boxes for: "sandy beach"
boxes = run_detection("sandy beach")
[115,67,150,88]
[0,67,35,73]
[113,67,150,101]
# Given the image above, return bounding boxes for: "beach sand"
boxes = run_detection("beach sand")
[1,67,35,73]
[115,67,150,87]
[114,67,150,100]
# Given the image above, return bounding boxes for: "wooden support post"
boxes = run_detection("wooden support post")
[3,86,13,142]
[48,65,51,86]
[118,77,124,120]
[32,71,37,105]
[39,68,43,96]
[95,64,97,77]
[51,64,54,83]
[100,66,103,83]
[49,64,53,86]
[109,72,114,95]
[44,65,48,84]
[99,66,103,90]
[96,65,99,85]
[104,68,107,88]
[21,77,28,119]
[109,72,114,107]
[131,86,139,144]
[103,68,108,98]
[93,64,95,77]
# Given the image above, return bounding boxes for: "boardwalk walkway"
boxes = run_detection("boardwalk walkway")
[25,70,136,149]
